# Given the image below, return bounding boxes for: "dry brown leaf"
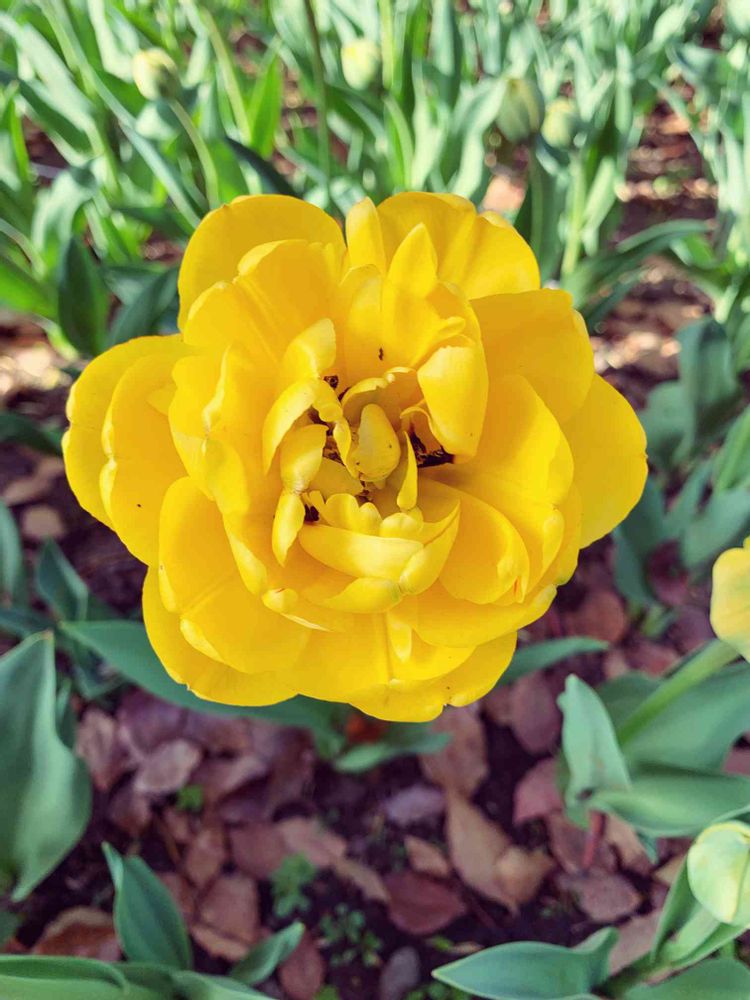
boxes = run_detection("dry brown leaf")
[493,847,555,912]
[482,685,513,726]
[545,812,616,874]
[182,714,253,754]
[420,707,488,796]
[559,872,641,922]
[3,456,64,506]
[76,707,134,792]
[654,854,685,887]
[405,836,451,879]
[133,739,202,796]
[276,817,347,868]
[384,871,466,935]
[108,779,151,836]
[162,806,192,845]
[184,823,226,888]
[378,946,421,1000]
[382,784,445,827]
[200,874,260,946]
[445,792,511,905]
[605,815,652,875]
[33,908,119,960]
[333,856,390,902]
[725,747,750,776]
[190,923,249,962]
[569,590,629,644]
[608,910,662,975]
[230,820,287,880]
[279,931,326,1000]
[21,504,64,541]
[191,753,271,805]
[159,872,197,922]
[116,692,185,757]
[509,674,560,755]
[513,758,563,826]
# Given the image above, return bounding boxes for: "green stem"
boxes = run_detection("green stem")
[169,100,219,209]
[617,639,739,747]
[378,0,395,91]
[560,154,587,279]
[303,0,332,207]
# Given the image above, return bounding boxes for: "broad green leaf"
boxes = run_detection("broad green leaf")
[231,922,304,985]
[624,959,750,999]
[61,620,347,748]
[103,843,193,970]
[678,319,741,454]
[35,541,91,621]
[592,766,750,838]
[559,676,631,814]
[171,972,271,999]
[31,166,98,273]
[334,722,449,773]
[713,407,750,491]
[0,634,91,899]
[0,412,63,456]
[681,487,750,570]
[0,957,138,1000]
[433,927,618,999]
[0,908,19,949]
[108,266,178,347]
[0,250,54,317]
[0,499,25,604]
[225,138,299,197]
[57,237,109,356]
[501,637,608,685]
[612,476,668,606]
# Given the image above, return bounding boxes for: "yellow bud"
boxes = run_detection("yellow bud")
[341,38,381,91]
[496,78,545,144]
[132,48,180,101]
[687,821,750,926]
[541,97,581,149]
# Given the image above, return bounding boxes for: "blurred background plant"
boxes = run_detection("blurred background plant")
[3,0,750,997]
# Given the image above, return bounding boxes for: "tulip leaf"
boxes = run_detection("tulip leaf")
[433,927,618,999]
[624,959,750,999]
[591,766,750,838]
[0,413,63,456]
[231,922,304,986]
[103,843,193,970]
[333,722,450,773]
[107,266,178,348]
[225,137,299,198]
[501,636,608,685]
[57,236,109,356]
[559,675,631,819]
[0,499,26,605]
[0,634,91,900]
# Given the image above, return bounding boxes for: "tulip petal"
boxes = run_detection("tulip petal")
[563,374,647,546]
[64,336,181,527]
[417,340,488,458]
[711,539,750,661]
[143,568,295,706]
[178,195,345,327]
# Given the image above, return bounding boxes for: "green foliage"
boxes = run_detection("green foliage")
[270,854,317,919]
[0,634,91,900]
[319,903,383,967]
[230,922,305,987]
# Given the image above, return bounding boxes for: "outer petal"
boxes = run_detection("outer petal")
[63,336,181,528]
[473,289,593,423]
[563,375,647,547]
[711,540,750,661]
[178,195,345,327]
[347,193,539,298]
[143,568,295,706]
[350,632,517,722]
[100,341,187,564]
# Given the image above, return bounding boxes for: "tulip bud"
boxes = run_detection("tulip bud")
[541,97,581,149]
[341,38,381,91]
[496,78,545,144]
[687,821,750,926]
[132,48,181,102]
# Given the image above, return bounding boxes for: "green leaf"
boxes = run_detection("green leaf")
[0,956,142,1000]
[31,166,98,274]
[231,922,304,986]
[0,909,19,949]
[171,972,271,999]
[334,723,450,773]
[61,620,348,748]
[57,237,109,356]
[433,927,618,999]
[108,266,178,347]
[713,407,750,492]
[591,766,750,838]
[559,676,631,815]
[624,959,750,999]
[225,138,299,197]
[0,250,54,318]
[0,499,25,604]
[500,637,608,686]
[680,487,750,570]
[0,634,91,900]
[103,843,193,970]
[35,541,92,622]
[0,413,63,455]
[122,126,202,228]
[612,476,668,607]
[678,319,741,454]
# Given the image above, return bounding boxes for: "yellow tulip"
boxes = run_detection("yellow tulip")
[711,537,750,661]
[63,194,647,721]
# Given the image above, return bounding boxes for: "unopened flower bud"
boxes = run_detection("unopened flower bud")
[132,48,180,102]
[541,97,580,149]
[687,821,750,926]
[496,78,545,144]
[341,38,381,91]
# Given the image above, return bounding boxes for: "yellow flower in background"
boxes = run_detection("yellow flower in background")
[63,193,646,721]
[711,537,750,662]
